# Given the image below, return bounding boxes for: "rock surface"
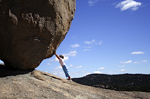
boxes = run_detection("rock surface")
[0,65,150,99]
[0,0,76,69]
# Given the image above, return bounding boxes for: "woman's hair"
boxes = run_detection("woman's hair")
[59,55,64,59]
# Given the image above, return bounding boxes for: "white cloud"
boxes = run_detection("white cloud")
[134,61,140,64]
[83,72,91,76]
[83,39,102,51]
[93,71,103,74]
[76,66,82,68]
[47,63,51,65]
[88,0,98,6]
[83,49,91,51]
[83,46,92,51]
[108,71,115,74]
[49,59,55,61]
[53,72,58,75]
[84,39,103,45]
[52,71,64,77]
[72,36,75,38]
[131,51,145,55]
[98,41,103,45]
[63,51,77,57]
[141,60,147,63]
[119,65,126,67]
[71,44,80,48]
[133,60,147,64]
[120,60,132,64]
[115,0,142,11]
[120,69,125,72]
[54,66,62,70]
[84,46,92,49]
[69,64,73,67]
[84,39,95,45]
[98,67,105,70]
[64,56,69,61]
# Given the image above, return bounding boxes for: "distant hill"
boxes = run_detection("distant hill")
[72,74,150,92]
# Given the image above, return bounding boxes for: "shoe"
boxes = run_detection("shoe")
[67,76,72,80]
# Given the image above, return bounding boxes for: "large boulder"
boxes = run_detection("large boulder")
[0,0,76,69]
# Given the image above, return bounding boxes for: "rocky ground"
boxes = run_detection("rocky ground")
[0,65,150,99]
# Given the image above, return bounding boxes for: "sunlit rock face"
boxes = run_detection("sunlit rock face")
[0,0,76,69]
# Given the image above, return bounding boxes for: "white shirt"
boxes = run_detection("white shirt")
[59,58,65,66]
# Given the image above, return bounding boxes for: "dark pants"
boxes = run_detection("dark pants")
[62,65,70,77]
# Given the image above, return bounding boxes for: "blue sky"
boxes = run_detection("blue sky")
[1,0,150,78]
[37,0,150,78]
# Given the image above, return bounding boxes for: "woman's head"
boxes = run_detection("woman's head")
[59,55,64,59]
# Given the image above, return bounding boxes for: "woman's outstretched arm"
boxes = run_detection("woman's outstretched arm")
[55,52,60,60]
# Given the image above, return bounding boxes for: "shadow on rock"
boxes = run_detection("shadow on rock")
[0,64,34,77]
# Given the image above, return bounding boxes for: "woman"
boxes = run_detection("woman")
[55,52,71,80]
